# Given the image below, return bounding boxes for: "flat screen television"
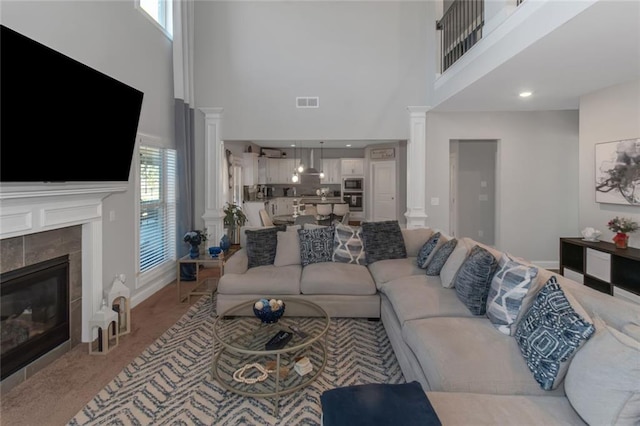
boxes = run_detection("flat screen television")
[1,25,144,182]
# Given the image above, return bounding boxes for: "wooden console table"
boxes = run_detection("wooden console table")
[559,237,640,302]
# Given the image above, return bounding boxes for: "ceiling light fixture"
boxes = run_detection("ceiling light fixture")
[519,91,532,98]
[346,144,352,147]
[319,141,325,179]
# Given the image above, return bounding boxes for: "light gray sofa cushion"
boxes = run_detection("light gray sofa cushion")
[401,227,434,257]
[273,230,301,266]
[301,262,376,295]
[218,264,302,295]
[427,392,585,426]
[565,317,640,426]
[368,258,423,289]
[380,275,474,325]
[402,316,565,396]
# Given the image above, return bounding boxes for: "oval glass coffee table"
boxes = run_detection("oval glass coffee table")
[211,298,330,416]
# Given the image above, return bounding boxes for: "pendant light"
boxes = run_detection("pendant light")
[319,141,325,179]
[291,144,299,183]
[297,144,305,173]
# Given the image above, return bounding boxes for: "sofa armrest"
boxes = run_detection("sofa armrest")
[223,248,248,274]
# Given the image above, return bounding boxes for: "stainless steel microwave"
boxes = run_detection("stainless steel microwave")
[343,178,363,191]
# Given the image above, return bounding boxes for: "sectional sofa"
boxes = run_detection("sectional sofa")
[217,222,640,425]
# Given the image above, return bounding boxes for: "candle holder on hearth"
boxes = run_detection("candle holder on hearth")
[88,301,119,355]
[107,274,131,337]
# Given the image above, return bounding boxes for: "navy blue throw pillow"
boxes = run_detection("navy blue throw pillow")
[425,238,458,276]
[453,245,498,315]
[361,220,407,265]
[417,232,441,269]
[246,227,279,268]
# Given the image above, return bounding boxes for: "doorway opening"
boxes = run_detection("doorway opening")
[449,140,497,245]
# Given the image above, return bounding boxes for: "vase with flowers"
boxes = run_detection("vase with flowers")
[607,217,638,249]
[184,229,208,258]
[223,202,248,245]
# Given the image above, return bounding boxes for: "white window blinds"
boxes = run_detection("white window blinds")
[139,145,177,273]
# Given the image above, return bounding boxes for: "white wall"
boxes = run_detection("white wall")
[579,79,640,249]
[193,1,433,140]
[2,1,174,299]
[426,110,579,265]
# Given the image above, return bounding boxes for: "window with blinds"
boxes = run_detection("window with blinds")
[139,145,176,273]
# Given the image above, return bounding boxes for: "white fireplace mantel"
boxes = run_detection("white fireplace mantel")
[0,182,127,341]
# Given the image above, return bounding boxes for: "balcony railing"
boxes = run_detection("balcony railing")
[436,0,485,72]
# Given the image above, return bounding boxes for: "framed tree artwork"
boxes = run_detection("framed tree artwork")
[595,139,640,205]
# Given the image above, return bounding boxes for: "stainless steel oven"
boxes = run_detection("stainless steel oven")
[343,178,363,191]
[343,192,363,211]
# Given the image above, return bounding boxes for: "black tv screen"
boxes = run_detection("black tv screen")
[1,25,144,182]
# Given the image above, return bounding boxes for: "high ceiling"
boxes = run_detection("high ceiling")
[234,1,640,149]
[432,0,640,112]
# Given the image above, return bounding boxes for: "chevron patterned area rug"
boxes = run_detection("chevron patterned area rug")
[69,294,405,425]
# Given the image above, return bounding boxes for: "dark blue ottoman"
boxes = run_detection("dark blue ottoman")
[320,381,441,426]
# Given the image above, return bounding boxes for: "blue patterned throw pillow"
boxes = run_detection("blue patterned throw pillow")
[298,226,335,266]
[486,254,539,335]
[361,220,407,265]
[417,232,441,269]
[425,238,458,276]
[515,276,595,390]
[453,245,498,315]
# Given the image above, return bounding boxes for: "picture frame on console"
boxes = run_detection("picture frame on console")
[594,138,640,206]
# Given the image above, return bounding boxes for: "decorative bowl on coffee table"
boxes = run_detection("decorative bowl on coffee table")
[253,298,286,323]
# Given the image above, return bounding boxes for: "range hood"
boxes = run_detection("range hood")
[299,148,322,185]
[299,148,321,175]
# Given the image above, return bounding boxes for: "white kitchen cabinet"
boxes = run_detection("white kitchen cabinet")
[258,157,268,184]
[242,153,259,185]
[278,159,296,184]
[265,159,279,184]
[341,158,364,176]
[320,158,341,184]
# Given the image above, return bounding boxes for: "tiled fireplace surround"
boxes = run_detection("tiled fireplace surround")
[0,183,126,391]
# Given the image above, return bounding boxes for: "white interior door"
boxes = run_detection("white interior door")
[371,161,396,221]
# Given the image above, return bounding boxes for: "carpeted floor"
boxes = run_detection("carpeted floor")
[67,294,405,425]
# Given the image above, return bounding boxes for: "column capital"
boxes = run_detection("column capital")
[407,106,432,116]
[200,107,224,118]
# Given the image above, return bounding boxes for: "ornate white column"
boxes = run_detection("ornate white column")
[405,106,431,228]
[200,107,226,244]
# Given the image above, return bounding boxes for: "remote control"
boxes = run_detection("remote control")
[265,330,293,350]
[288,325,308,339]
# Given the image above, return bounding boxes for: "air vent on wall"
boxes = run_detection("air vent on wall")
[296,97,319,108]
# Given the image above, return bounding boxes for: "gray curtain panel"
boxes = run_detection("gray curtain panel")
[175,98,195,257]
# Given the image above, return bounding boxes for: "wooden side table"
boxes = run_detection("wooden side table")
[176,252,225,303]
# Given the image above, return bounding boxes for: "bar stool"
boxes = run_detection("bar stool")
[317,204,332,217]
[333,203,350,222]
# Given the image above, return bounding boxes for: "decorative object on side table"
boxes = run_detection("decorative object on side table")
[219,234,231,252]
[607,216,638,249]
[253,298,285,323]
[223,202,248,245]
[580,227,602,242]
[184,229,208,259]
[208,246,222,258]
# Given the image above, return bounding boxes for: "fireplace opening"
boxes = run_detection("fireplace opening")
[1,255,70,380]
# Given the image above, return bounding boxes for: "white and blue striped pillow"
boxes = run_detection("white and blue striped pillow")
[486,254,539,335]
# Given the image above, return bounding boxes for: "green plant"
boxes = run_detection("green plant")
[607,217,639,234]
[223,202,247,228]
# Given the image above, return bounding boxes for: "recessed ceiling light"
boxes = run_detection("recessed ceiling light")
[290,144,296,147]
[519,91,532,98]
[346,144,352,147]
